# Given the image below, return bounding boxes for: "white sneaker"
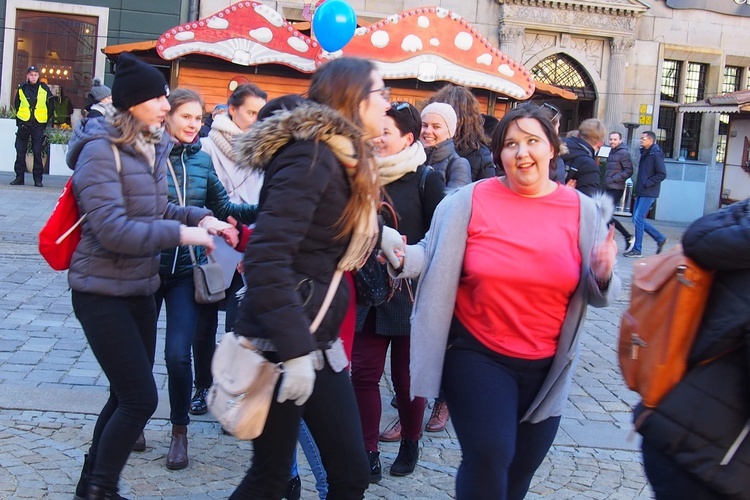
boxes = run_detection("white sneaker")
[625,236,635,253]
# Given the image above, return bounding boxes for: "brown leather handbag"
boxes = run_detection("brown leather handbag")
[618,245,714,408]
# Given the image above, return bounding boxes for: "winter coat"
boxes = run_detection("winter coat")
[397,184,621,422]
[355,161,446,336]
[65,118,210,297]
[231,102,364,362]
[457,143,497,181]
[635,144,667,198]
[423,139,472,190]
[636,199,750,498]
[604,143,633,190]
[159,140,258,277]
[561,136,601,197]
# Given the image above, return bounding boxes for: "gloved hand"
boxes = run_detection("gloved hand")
[380,225,406,269]
[277,353,316,406]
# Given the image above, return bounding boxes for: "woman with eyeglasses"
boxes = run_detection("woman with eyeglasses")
[420,102,472,190]
[351,101,446,482]
[228,57,389,499]
[380,103,620,499]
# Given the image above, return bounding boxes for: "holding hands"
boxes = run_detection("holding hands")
[179,225,216,252]
[379,225,407,269]
[199,216,240,248]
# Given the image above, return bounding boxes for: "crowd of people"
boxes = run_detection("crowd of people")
[61,51,748,500]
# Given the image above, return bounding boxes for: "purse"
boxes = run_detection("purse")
[190,247,226,304]
[208,270,344,440]
[167,159,226,304]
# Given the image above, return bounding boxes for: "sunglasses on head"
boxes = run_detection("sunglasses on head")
[390,101,410,111]
[541,102,561,121]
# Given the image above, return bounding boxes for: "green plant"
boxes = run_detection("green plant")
[46,125,73,145]
[0,105,16,119]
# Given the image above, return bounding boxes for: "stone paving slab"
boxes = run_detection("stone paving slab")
[0,173,691,498]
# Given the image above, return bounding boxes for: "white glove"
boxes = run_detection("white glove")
[380,226,406,269]
[277,354,316,406]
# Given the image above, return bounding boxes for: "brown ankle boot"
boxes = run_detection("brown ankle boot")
[166,424,188,470]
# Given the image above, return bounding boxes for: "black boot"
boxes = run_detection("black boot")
[189,387,209,415]
[390,439,419,476]
[367,450,382,483]
[9,176,23,185]
[74,454,92,500]
[284,474,301,500]
[86,484,129,499]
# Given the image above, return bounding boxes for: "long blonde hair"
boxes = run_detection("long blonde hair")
[108,110,146,146]
[308,57,380,237]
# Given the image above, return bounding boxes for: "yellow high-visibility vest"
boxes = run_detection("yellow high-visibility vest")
[16,85,49,123]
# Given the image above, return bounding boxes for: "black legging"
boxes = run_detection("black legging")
[605,189,632,241]
[72,291,159,492]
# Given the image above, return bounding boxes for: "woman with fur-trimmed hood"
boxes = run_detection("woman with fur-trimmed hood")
[228,57,389,499]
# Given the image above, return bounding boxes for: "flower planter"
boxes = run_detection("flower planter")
[0,118,17,174]
[25,152,49,174]
[48,144,70,177]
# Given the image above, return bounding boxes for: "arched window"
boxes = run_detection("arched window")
[531,54,596,100]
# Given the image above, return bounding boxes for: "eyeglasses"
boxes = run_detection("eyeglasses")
[390,101,410,111]
[541,102,561,121]
[369,86,391,101]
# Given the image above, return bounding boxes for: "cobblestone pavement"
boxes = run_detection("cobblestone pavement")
[0,172,687,499]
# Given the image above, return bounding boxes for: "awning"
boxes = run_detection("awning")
[678,89,750,113]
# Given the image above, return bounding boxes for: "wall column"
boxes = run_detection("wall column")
[604,37,635,134]
[498,25,525,63]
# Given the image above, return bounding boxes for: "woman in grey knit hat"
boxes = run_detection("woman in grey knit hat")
[85,78,112,119]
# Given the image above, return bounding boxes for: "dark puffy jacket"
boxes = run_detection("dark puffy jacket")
[457,143,497,181]
[159,141,257,277]
[231,102,363,362]
[561,136,601,197]
[424,139,472,190]
[636,200,750,498]
[635,144,667,198]
[66,118,210,297]
[604,143,633,190]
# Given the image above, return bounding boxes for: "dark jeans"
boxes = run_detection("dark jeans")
[224,270,244,333]
[642,440,722,499]
[14,124,45,181]
[72,291,159,492]
[231,357,370,499]
[442,324,560,500]
[193,302,218,389]
[605,189,632,242]
[155,274,199,426]
[351,313,426,451]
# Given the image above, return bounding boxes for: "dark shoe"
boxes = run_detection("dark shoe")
[379,419,402,442]
[390,439,419,476]
[390,395,398,409]
[284,474,301,500]
[74,453,92,499]
[625,235,635,253]
[166,424,189,470]
[86,484,128,499]
[425,401,449,432]
[189,387,209,415]
[132,431,146,452]
[367,450,382,483]
[34,181,43,187]
[9,177,23,185]
[623,249,642,258]
[656,238,668,255]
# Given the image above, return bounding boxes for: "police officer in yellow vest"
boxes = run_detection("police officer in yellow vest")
[11,66,53,187]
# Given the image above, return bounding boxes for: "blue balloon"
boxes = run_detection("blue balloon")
[312,0,357,52]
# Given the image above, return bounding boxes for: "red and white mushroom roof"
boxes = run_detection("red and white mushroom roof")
[156,3,534,99]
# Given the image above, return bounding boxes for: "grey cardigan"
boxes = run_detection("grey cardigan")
[400,180,621,423]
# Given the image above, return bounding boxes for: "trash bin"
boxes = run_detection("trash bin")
[614,178,633,216]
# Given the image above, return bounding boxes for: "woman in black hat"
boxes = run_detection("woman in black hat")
[66,52,236,500]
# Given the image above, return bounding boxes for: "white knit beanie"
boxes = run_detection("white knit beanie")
[421,102,458,137]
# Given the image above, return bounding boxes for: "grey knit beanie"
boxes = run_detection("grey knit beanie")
[90,79,112,102]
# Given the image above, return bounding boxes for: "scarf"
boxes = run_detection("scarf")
[376,142,427,186]
[208,113,243,162]
[102,103,165,170]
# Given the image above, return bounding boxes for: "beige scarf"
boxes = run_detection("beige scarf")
[376,142,427,186]
[208,113,243,162]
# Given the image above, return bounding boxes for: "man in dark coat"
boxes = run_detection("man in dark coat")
[11,66,53,187]
[604,131,634,250]
[623,131,667,257]
[561,118,606,197]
